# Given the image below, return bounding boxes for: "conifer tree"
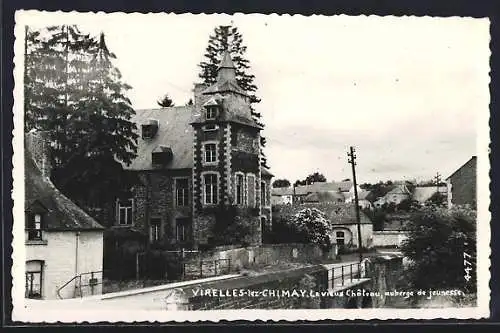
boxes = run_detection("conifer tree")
[157,94,175,107]
[198,25,268,168]
[25,26,137,206]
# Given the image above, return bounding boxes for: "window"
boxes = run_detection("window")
[175,178,189,207]
[117,199,133,225]
[236,174,244,205]
[150,218,161,243]
[204,174,218,205]
[25,260,43,299]
[27,214,43,241]
[176,218,190,243]
[247,174,256,207]
[336,231,345,246]
[261,182,267,207]
[204,143,217,163]
[203,124,218,131]
[206,107,217,120]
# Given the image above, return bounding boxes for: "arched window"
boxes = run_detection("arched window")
[25,260,44,299]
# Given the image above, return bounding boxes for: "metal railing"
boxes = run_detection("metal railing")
[327,262,363,289]
[57,270,103,299]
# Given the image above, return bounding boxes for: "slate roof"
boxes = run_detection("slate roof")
[25,149,104,231]
[190,94,261,129]
[303,191,345,203]
[274,203,372,225]
[271,187,294,196]
[294,181,353,195]
[385,184,411,196]
[261,167,274,178]
[412,186,447,203]
[357,190,371,200]
[124,107,195,171]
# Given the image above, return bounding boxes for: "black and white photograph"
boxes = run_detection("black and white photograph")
[12,11,490,321]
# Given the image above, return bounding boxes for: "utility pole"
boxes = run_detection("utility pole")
[434,172,442,192]
[347,146,363,263]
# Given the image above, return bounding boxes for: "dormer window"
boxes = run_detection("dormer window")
[28,214,43,241]
[206,106,218,120]
[142,119,159,139]
[152,146,173,166]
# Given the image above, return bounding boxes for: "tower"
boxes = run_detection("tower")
[191,51,264,247]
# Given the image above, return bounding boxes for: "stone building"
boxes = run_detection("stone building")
[446,156,477,209]
[112,52,272,251]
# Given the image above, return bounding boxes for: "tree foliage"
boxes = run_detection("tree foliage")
[157,94,175,107]
[272,179,291,188]
[400,206,477,292]
[294,172,327,187]
[25,26,137,205]
[198,24,268,167]
[363,208,386,231]
[426,192,447,207]
[290,208,333,251]
[211,205,253,247]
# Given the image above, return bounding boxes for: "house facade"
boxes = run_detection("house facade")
[374,184,411,207]
[111,52,272,250]
[271,187,294,205]
[25,134,104,300]
[446,156,477,209]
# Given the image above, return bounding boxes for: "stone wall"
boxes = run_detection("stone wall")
[187,265,327,310]
[198,243,327,271]
[132,170,192,244]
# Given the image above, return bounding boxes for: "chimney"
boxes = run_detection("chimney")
[25,131,52,178]
[193,83,210,107]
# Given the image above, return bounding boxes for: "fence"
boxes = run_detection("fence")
[327,262,362,289]
[57,270,104,299]
[136,250,232,281]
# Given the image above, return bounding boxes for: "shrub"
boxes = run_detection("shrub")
[400,206,476,292]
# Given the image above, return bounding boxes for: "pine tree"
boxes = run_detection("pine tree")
[157,94,175,107]
[198,25,268,168]
[25,26,137,206]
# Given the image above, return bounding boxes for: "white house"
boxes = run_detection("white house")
[25,135,105,300]
[271,187,294,205]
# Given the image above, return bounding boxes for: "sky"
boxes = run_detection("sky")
[19,12,491,184]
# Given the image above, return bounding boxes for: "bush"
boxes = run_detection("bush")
[400,206,476,292]
[210,205,254,246]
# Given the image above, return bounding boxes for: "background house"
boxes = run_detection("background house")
[272,202,373,250]
[25,134,104,300]
[375,184,411,207]
[412,185,448,205]
[271,187,294,205]
[446,156,477,209]
[293,181,354,204]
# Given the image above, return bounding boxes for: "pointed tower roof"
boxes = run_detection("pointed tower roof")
[216,50,237,83]
[218,50,236,70]
[203,50,247,97]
